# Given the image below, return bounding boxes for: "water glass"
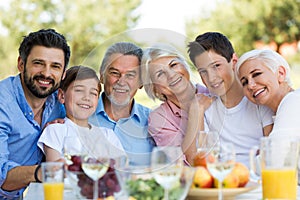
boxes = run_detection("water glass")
[41,162,64,200]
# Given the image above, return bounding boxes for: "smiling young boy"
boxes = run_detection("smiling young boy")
[38,66,125,161]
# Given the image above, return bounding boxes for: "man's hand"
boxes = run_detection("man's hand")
[43,118,65,130]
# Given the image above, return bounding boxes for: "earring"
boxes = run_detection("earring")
[155,92,166,101]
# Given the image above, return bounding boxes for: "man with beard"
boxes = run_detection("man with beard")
[89,42,155,166]
[0,29,70,199]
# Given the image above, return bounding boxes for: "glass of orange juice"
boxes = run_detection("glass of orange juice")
[250,136,299,200]
[262,168,297,199]
[41,162,64,200]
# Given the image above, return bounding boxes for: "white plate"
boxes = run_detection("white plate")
[188,181,259,200]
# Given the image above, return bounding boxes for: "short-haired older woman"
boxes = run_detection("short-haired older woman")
[141,43,211,164]
[236,49,300,136]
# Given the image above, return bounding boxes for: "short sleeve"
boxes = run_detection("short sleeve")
[38,124,67,155]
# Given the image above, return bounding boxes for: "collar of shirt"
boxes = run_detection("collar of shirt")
[13,74,59,127]
[14,74,32,118]
[165,99,188,119]
[95,92,143,123]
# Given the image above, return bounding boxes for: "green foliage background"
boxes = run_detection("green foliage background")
[1,0,300,108]
[186,0,300,55]
[0,0,141,79]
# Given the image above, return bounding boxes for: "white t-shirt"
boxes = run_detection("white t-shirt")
[38,118,126,159]
[270,89,300,137]
[204,96,274,167]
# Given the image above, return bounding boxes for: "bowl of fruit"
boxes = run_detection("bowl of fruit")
[66,155,121,199]
[189,154,259,200]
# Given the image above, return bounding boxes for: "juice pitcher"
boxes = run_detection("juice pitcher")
[250,136,299,200]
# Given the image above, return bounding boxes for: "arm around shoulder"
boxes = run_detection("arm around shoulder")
[182,97,207,165]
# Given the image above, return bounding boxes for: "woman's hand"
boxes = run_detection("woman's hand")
[197,93,216,110]
[190,93,216,114]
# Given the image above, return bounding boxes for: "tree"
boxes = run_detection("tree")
[186,0,300,55]
[0,0,141,79]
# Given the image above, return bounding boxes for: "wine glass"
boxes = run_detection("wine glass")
[201,131,235,200]
[81,152,110,200]
[151,146,183,200]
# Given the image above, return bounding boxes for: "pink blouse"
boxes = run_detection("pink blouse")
[148,84,208,146]
[149,99,188,146]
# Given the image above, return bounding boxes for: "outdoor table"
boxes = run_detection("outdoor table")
[23,180,300,200]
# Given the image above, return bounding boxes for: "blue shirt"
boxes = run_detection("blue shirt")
[89,93,154,166]
[0,75,65,198]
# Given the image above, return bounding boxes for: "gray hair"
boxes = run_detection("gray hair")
[236,49,292,86]
[141,43,192,101]
[100,42,143,75]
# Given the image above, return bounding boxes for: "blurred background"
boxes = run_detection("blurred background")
[1,0,299,108]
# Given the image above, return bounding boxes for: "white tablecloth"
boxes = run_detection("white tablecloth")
[24,182,300,200]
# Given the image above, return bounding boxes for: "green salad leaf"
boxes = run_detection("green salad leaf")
[126,178,184,200]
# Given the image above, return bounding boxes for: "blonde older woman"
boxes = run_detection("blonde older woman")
[141,43,211,164]
[236,49,300,136]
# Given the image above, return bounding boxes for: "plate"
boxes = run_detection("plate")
[188,181,259,200]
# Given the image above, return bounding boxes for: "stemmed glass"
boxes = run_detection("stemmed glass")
[81,151,110,200]
[198,131,235,200]
[151,146,183,200]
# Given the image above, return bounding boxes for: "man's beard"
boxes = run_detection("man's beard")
[106,93,131,107]
[23,68,60,98]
